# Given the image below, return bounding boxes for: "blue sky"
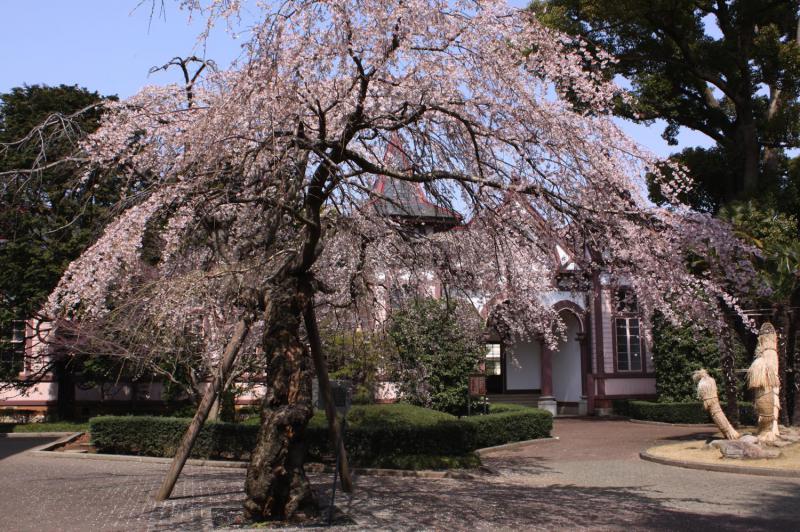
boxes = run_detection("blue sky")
[1,1,714,158]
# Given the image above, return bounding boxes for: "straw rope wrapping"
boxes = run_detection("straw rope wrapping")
[747,323,780,442]
[693,369,740,440]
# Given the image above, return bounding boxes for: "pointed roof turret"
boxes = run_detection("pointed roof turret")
[371,133,460,227]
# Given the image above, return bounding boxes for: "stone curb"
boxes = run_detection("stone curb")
[639,450,800,478]
[0,431,80,439]
[30,445,250,469]
[28,431,84,452]
[30,439,482,478]
[29,432,557,478]
[475,437,559,456]
[629,419,717,429]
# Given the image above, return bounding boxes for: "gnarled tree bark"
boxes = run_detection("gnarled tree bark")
[243,275,318,522]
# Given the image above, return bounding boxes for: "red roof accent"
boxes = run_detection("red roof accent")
[370,133,460,222]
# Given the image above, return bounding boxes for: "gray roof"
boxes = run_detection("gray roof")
[372,177,460,221]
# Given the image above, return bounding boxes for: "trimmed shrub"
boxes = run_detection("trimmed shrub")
[611,399,632,417]
[347,402,455,425]
[90,403,553,468]
[464,407,553,448]
[613,400,757,425]
[388,298,485,415]
[0,421,89,433]
[89,416,256,460]
[488,402,533,414]
[306,404,477,461]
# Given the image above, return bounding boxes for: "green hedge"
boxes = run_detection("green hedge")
[487,402,532,414]
[90,403,552,468]
[305,405,476,462]
[89,416,257,460]
[465,410,552,448]
[613,400,756,425]
[306,403,553,462]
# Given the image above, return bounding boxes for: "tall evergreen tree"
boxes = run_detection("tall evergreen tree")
[535,0,800,213]
[0,85,118,379]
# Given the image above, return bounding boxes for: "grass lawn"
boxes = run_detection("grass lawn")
[0,421,89,433]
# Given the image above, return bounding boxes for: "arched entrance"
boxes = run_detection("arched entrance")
[483,299,589,414]
[552,311,583,404]
[535,302,589,416]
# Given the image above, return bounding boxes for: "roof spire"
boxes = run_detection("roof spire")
[382,131,413,173]
[370,132,460,226]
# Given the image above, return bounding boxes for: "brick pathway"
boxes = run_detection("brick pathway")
[1,420,799,531]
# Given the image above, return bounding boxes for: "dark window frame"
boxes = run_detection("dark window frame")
[1,320,26,375]
[612,288,645,373]
[484,342,502,376]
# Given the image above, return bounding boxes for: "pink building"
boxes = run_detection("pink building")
[366,173,655,416]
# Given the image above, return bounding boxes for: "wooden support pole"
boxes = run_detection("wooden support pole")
[155,318,251,501]
[303,303,353,493]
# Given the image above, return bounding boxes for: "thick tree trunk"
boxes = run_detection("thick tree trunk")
[302,300,353,493]
[734,116,761,200]
[243,276,318,522]
[155,319,251,501]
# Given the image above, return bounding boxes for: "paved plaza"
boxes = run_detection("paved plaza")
[1,419,799,531]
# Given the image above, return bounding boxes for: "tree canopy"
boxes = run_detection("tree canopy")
[535,0,800,213]
[29,0,757,521]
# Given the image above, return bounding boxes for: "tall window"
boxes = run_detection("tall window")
[1,321,25,374]
[615,288,642,372]
[615,317,642,371]
[485,343,501,375]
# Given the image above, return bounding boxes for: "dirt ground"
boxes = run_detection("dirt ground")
[647,437,800,471]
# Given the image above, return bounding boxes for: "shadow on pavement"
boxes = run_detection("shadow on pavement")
[0,436,55,461]
[129,465,800,531]
[325,476,800,531]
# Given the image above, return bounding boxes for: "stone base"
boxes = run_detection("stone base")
[595,407,613,417]
[577,397,588,416]
[710,439,782,459]
[537,396,557,416]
